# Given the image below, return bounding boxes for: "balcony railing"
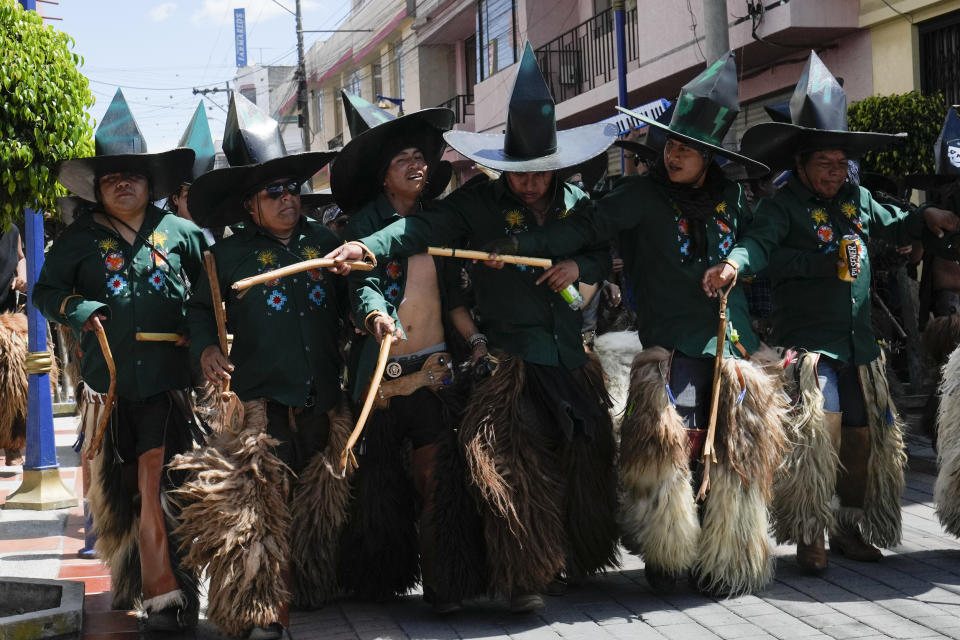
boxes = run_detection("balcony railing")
[327,132,343,149]
[535,7,639,104]
[435,93,475,124]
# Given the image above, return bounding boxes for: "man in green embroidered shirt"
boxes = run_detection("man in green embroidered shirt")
[703,52,957,573]
[327,44,620,611]
[34,89,205,631]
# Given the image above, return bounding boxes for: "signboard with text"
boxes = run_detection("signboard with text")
[234,8,247,68]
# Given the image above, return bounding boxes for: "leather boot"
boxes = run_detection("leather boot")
[413,444,462,614]
[830,427,882,562]
[796,533,826,573]
[137,447,186,629]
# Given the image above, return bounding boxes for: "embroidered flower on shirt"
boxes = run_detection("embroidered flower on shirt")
[841,202,857,219]
[557,208,571,219]
[107,275,127,295]
[266,290,287,311]
[148,270,165,290]
[98,238,119,253]
[505,210,526,229]
[680,239,692,256]
[148,231,167,249]
[719,236,734,255]
[811,208,828,225]
[385,261,403,280]
[257,251,278,268]
[301,246,321,260]
[678,219,690,234]
[817,225,835,243]
[104,252,125,272]
[306,268,323,281]
[385,282,401,302]
[715,201,728,215]
[716,219,731,235]
[309,285,326,306]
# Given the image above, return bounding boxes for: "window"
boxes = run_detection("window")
[477,0,517,80]
[920,9,960,106]
[392,42,404,100]
[346,70,361,98]
[372,63,382,99]
[315,89,324,136]
[240,86,257,105]
[334,87,343,135]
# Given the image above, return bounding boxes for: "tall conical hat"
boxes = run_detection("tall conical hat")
[442,43,616,172]
[341,90,396,137]
[188,93,335,227]
[741,51,904,172]
[906,106,960,190]
[178,102,217,182]
[618,51,767,176]
[57,89,194,202]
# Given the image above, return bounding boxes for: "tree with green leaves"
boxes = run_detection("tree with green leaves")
[848,91,947,187]
[0,0,94,227]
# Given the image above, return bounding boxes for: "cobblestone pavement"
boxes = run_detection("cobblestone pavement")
[4,414,960,639]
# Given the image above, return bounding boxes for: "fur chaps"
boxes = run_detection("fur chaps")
[0,312,58,453]
[838,355,906,548]
[771,352,840,545]
[592,330,644,426]
[619,347,786,596]
[170,400,291,638]
[289,401,354,609]
[935,345,960,536]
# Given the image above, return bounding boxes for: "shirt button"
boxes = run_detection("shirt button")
[136,360,142,365]
[305,346,310,352]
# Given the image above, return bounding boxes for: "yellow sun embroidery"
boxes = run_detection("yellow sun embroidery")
[840,202,857,218]
[505,210,525,228]
[557,208,571,219]
[98,238,119,252]
[715,201,727,215]
[257,250,277,267]
[301,246,321,260]
[811,209,828,224]
[148,231,167,248]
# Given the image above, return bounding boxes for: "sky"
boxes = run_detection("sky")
[47,0,350,151]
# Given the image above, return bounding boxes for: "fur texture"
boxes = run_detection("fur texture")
[771,352,839,545]
[170,399,291,638]
[289,401,354,609]
[924,314,960,367]
[844,355,906,548]
[592,330,644,425]
[935,345,960,536]
[460,354,568,597]
[0,312,28,453]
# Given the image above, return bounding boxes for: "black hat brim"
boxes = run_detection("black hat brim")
[740,122,906,173]
[57,148,195,203]
[624,108,770,178]
[188,152,336,228]
[300,190,335,209]
[330,108,455,213]
[612,139,660,164]
[558,152,608,190]
[444,122,617,173]
[57,196,90,226]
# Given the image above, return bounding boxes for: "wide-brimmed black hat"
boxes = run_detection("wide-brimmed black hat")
[906,106,960,191]
[611,102,676,165]
[57,196,94,226]
[188,93,335,227]
[330,90,454,213]
[58,89,194,203]
[741,51,905,172]
[619,51,768,177]
[558,152,608,192]
[443,43,617,173]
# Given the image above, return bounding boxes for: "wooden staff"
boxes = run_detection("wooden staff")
[135,332,182,343]
[87,324,117,460]
[232,258,374,297]
[427,246,553,269]
[340,334,393,473]
[696,282,735,502]
[205,251,245,433]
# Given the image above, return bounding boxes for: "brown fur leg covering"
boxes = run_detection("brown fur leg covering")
[695,357,786,596]
[618,348,699,576]
[936,345,960,535]
[170,400,291,638]
[771,352,839,545]
[460,355,567,597]
[848,355,906,548]
[337,410,420,600]
[0,312,29,452]
[561,356,619,580]
[289,400,354,609]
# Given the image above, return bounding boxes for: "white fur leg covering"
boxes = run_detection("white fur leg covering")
[593,330,644,428]
[935,346,960,536]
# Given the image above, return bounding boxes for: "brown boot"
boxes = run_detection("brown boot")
[413,444,462,614]
[830,427,882,562]
[796,533,827,573]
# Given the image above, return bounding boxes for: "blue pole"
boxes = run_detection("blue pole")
[613,1,628,173]
[19,0,37,12]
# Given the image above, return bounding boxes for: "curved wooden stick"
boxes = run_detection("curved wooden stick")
[340,334,393,472]
[696,281,735,501]
[204,252,231,393]
[135,332,182,342]
[427,246,553,269]
[87,324,117,460]
[232,258,374,294]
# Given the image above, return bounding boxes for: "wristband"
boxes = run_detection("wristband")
[364,310,389,334]
[344,240,377,267]
[468,333,488,348]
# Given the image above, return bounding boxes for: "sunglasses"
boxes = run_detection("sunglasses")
[262,181,301,199]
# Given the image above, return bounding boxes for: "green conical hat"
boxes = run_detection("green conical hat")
[341,90,395,138]
[178,102,216,181]
[58,89,194,203]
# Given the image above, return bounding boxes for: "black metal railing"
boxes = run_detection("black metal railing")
[327,132,343,149]
[436,93,475,124]
[535,7,638,104]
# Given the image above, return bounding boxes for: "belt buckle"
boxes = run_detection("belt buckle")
[385,361,403,379]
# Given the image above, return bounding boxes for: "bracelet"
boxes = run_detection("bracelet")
[364,310,388,334]
[721,258,739,271]
[344,240,377,267]
[468,333,488,348]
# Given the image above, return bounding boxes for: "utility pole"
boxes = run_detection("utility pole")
[295,0,311,151]
[701,0,730,64]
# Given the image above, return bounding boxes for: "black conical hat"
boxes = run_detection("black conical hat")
[58,89,193,203]
[741,51,904,172]
[178,102,216,182]
[906,106,960,190]
[222,92,287,166]
[341,91,395,138]
[444,43,616,172]
[622,52,768,176]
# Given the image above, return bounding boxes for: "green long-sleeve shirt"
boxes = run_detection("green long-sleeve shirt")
[725,175,925,365]
[34,205,205,399]
[354,176,609,370]
[514,174,760,359]
[187,217,346,410]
